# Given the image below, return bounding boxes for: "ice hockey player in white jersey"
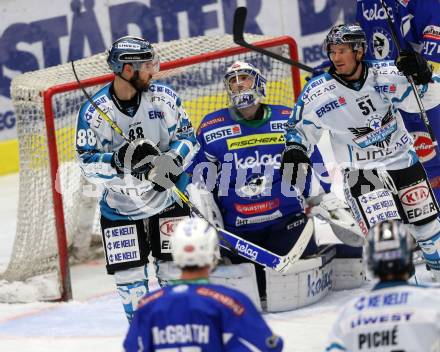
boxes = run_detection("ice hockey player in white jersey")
[75,36,197,321]
[282,24,440,281]
[325,220,440,351]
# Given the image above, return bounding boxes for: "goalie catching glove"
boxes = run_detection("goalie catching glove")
[395,50,433,85]
[309,193,365,247]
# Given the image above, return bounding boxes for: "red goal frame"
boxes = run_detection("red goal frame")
[42,35,302,301]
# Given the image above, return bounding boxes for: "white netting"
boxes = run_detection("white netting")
[2,34,299,302]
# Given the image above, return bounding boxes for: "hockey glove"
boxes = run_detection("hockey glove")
[395,50,433,85]
[111,139,160,175]
[280,142,311,185]
[148,150,184,192]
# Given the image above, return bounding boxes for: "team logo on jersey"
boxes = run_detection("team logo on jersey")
[412,131,436,162]
[237,174,270,198]
[349,108,397,148]
[227,133,284,150]
[204,124,241,144]
[270,120,288,131]
[315,97,346,118]
[370,27,395,60]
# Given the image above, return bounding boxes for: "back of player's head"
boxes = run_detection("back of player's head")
[223,61,266,109]
[324,23,367,55]
[367,220,415,280]
[171,218,219,269]
[107,36,159,73]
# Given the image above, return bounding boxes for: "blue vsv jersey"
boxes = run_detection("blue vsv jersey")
[124,282,283,352]
[189,104,330,231]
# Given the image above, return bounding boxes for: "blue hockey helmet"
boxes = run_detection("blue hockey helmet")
[368,220,415,279]
[223,61,266,109]
[107,36,159,73]
[323,24,367,54]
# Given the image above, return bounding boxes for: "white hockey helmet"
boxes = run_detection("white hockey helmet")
[171,218,219,269]
[224,61,266,109]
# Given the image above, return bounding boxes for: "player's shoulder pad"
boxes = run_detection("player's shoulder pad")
[196,108,230,134]
[148,82,182,107]
[79,84,112,119]
[195,284,251,315]
[299,72,336,105]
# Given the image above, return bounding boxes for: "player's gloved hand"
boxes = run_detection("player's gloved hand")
[395,50,433,85]
[147,150,184,192]
[280,142,311,185]
[111,139,160,175]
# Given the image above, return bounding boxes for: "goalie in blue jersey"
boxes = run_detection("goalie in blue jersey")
[181,61,363,307]
[124,217,283,352]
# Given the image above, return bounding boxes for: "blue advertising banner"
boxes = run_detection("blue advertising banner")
[0,0,355,141]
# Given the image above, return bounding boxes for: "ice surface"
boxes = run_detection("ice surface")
[0,173,435,352]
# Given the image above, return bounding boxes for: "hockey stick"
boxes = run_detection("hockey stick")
[233,7,315,73]
[71,61,311,271]
[378,0,438,151]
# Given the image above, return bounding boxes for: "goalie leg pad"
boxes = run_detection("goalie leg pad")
[210,263,261,311]
[265,244,365,312]
[265,256,331,312]
[100,216,149,274]
[114,266,149,322]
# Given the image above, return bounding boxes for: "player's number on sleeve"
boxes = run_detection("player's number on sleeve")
[129,127,145,140]
[358,99,377,116]
[77,128,97,146]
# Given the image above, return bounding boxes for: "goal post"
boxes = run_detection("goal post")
[2,34,301,302]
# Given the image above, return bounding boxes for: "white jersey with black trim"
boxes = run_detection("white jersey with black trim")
[325,281,440,352]
[285,61,440,170]
[75,82,198,220]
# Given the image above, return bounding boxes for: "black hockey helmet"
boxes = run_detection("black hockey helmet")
[323,24,367,54]
[368,220,415,279]
[107,36,159,73]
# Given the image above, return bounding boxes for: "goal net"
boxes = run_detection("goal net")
[1,34,301,302]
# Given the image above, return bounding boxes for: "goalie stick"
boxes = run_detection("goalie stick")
[378,0,438,151]
[233,7,315,73]
[71,61,312,272]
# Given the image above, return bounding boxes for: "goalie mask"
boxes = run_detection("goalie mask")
[171,218,219,269]
[224,61,266,109]
[368,220,415,279]
[107,36,159,74]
